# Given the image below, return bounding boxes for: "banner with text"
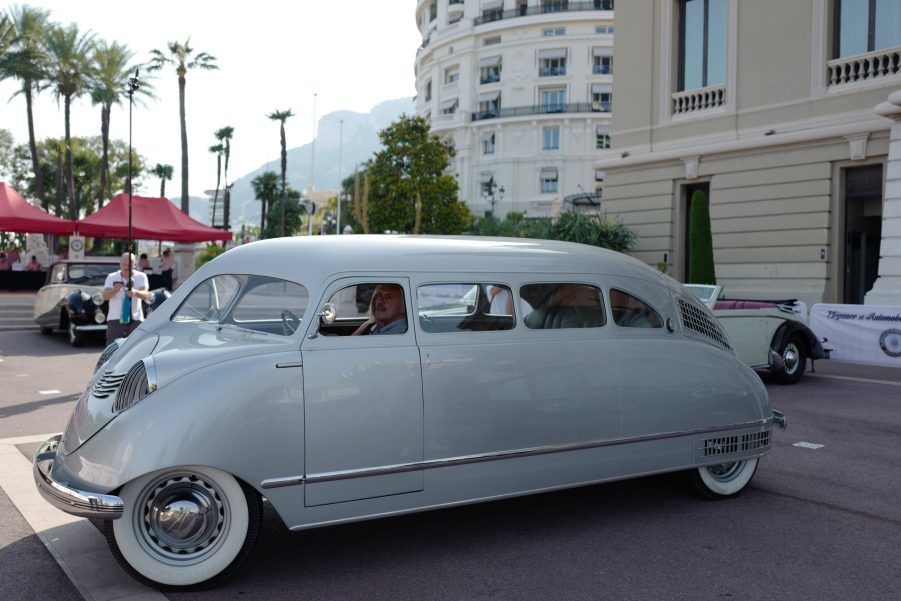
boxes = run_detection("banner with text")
[810,304,901,367]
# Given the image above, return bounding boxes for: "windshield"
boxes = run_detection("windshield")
[67,263,115,285]
[684,284,722,309]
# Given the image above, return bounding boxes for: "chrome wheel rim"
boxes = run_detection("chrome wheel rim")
[135,473,229,563]
[704,461,745,483]
[783,343,800,374]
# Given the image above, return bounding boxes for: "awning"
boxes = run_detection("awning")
[0,182,76,235]
[478,90,501,103]
[595,170,606,181]
[479,55,502,67]
[481,0,503,10]
[480,171,495,184]
[537,48,567,60]
[481,131,496,141]
[540,167,558,179]
[440,98,458,110]
[591,83,613,94]
[76,193,232,242]
[592,46,614,57]
[596,125,610,134]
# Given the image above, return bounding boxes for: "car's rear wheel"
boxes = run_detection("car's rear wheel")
[690,457,758,500]
[773,334,806,384]
[104,466,262,590]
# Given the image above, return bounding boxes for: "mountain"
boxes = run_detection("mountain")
[227,97,415,228]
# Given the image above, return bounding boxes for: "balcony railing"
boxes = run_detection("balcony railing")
[474,1,613,26]
[480,72,502,84]
[671,84,726,116]
[539,66,567,76]
[472,102,610,122]
[593,64,612,75]
[827,47,901,87]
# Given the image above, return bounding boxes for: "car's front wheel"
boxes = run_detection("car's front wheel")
[773,334,807,384]
[104,466,262,590]
[690,457,758,500]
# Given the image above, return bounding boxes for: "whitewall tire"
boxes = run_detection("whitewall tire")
[691,457,759,500]
[104,466,262,589]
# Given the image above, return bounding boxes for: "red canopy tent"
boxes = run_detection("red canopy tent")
[76,193,232,242]
[0,182,76,235]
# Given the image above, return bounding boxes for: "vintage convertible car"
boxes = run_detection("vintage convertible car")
[685,284,829,384]
[33,259,170,346]
[33,236,785,589]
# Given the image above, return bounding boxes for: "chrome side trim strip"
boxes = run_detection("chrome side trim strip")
[261,416,775,490]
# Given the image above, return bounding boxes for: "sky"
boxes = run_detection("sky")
[0,0,421,197]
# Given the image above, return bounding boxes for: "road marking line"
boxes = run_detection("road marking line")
[0,433,59,445]
[793,442,825,449]
[810,374,901,387]
[39,389,62,395]
[0,442,165,601]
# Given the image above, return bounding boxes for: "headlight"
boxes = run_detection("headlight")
[94,311,106,324]
[92,291,104,305]
[112,357,157,413]
[94,340,120,374]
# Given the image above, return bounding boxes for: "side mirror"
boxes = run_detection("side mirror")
[319,303,337,325]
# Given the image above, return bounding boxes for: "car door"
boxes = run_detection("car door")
[300,277,423,507]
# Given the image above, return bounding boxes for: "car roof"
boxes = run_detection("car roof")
[203,235,665,285]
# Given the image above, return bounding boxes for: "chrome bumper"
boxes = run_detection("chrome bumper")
[771,410,787,431]
[32,435,123,520]
[73,323,106,332]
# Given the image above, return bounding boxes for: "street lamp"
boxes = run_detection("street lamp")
[338,192,350,235]
[482,178,504,219]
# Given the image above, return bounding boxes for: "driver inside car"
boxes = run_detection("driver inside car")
[352,284,408,335]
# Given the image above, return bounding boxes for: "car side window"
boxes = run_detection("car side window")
[232,279,309,324]
[609,288,663,328]
[319,283,409,336]
[520,283,606,329]
[417,283,516,333]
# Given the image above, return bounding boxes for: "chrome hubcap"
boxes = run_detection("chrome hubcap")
[705,461,744,483]
[783,343,800,374]
[138,474,227,561]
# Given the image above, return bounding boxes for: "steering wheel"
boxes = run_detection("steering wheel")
[281,309,300,335]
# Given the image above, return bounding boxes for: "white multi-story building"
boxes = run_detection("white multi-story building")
[597,0,901,306]
[414,0,615,218]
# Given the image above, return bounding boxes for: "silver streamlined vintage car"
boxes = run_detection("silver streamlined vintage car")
[33,258,170,346]
[685,284,829,384]
[33,236,785,589]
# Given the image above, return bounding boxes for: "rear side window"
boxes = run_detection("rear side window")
[417,283,516,332]
[610,288,663,328]
[520,283,606,329]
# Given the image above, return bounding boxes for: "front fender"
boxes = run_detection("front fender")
[65,290,89,316]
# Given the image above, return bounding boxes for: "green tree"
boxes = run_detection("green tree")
[263,186,303,239]
[688,189,716,284]
[90,40,153,208]
[0,128,15,182]
[150,163,173,197]
[1,6,51,205]
[44,22,96,219]
[469,211,636,254]
[365,114,470,234]
[267,109,294,237]
[215,125,234,229]
[147,39,218,213]
[208,142,223,227]
[251,170,279,237]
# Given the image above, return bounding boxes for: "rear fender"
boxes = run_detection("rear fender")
[772,321,826,360]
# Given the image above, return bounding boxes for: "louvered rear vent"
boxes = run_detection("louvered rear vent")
[113,361,149,413]
[92,370,126,399]
[678,298,732,350]
[703,431,771,457]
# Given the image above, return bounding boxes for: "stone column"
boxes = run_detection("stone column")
[865,89,901,306]
[172,243,197,291]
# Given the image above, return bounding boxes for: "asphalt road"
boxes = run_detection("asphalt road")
[1,328,900,600]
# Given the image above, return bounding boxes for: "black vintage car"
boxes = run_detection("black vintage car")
[33,259,170,346]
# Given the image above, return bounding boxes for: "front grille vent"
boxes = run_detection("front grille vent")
[112,361,149,413]
[94,341,120,374]
[92,370,126,399]
[678,298,732,350]
[703,431,771,457]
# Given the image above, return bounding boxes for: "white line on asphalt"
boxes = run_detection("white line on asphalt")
[0,433,59,445]
[14,373,28,377]
[793,442,825,449]
[809,374,901,387]
[0,442,165,601]
[38,389,62,395]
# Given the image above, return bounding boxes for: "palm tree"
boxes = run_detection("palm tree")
[267,109,294,237]
[209,142,223,227]
[44,23,96,220]
[1,6,50,205]
[215,125,234,229]
[151,163,174,197]
[251,171,279,238]
[147,39,218,214]
[90,40,153,208]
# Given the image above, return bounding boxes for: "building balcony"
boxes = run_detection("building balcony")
[592,64,612,75]
[474,1,613,27]
[827,46,901,88]
[480,72,502,84]
[471,102,609,122]
[539,66,567,77]
[671,84,726,116]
